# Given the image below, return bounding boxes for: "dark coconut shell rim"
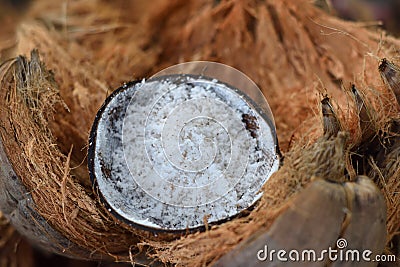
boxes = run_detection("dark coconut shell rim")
[88,74,281,233]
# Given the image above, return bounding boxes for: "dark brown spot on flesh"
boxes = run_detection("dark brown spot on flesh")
[242,114,259,138]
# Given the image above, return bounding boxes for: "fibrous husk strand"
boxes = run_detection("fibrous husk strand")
[321,96,342,139]
[286,131,348,184]
[379,58,400,107]
[362,59,400,258]
[14,50,66,133]
[351,85,376,144]
[349,85,382,176]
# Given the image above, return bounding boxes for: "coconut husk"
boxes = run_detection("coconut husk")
[0,0,399,266]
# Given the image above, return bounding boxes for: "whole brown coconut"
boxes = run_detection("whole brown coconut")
[0,0,399,266]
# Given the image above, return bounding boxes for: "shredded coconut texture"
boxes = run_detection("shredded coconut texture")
[93,75,279,231]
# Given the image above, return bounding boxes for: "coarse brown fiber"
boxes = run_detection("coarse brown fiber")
[0,0,399,266]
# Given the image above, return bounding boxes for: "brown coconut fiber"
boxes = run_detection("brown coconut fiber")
[0,0,399,266]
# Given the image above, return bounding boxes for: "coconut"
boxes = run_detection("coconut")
[0,0,399,266]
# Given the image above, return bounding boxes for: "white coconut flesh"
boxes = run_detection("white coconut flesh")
[91,74,279,231]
